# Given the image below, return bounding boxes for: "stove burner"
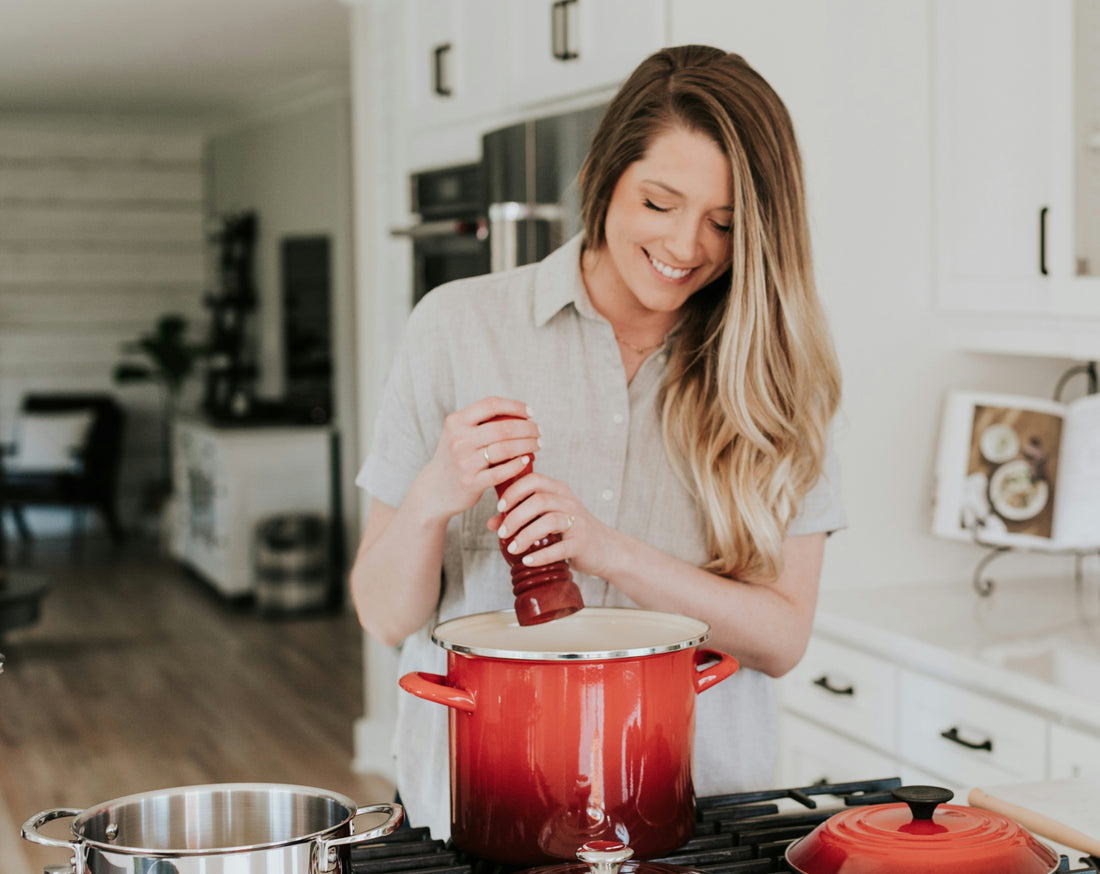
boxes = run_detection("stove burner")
[351,777,1098,874]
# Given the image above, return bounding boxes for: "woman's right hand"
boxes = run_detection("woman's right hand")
[421,396,541,520]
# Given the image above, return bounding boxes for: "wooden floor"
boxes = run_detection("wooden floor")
[0,535,393,874]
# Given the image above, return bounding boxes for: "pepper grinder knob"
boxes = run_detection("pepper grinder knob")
[488,416,584,626]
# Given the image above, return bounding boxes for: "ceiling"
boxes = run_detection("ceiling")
[0,0,351,122]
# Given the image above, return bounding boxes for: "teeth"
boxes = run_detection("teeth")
[649,255,692,279]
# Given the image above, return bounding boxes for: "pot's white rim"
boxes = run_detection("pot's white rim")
[431,606,711,661]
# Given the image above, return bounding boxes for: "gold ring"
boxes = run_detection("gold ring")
[565,514,575,531]
[483,445,491,465]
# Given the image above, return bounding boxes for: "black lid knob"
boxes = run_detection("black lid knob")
[892,785,954,820]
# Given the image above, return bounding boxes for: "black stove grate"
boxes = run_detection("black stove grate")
[352,777,1099,874]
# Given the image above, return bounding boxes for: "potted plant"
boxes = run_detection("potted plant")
[113,314,208,511]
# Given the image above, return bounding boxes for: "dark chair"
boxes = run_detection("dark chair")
[1,394,126,546]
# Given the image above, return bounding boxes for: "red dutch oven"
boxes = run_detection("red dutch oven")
[399,607,739,865]
[785,785,1061,874]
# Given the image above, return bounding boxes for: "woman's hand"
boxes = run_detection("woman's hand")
[488,473,614,578]
[421,396,542,520]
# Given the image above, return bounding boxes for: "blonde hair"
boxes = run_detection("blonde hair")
[579,46,841,582]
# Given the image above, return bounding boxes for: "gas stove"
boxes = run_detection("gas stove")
[352,778,1100,874]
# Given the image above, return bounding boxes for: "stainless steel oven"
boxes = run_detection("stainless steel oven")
[392,162,490,306]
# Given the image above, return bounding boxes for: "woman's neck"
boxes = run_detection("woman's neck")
[581,245,680,349]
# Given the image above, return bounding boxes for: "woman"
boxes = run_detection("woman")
[351,44,844,838]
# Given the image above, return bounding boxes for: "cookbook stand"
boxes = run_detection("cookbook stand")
[967,362,1099,598]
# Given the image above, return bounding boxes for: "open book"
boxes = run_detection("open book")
[932,390,1100,550]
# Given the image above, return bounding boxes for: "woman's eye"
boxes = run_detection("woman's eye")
[643,199,670,213]
[711,221,732,233]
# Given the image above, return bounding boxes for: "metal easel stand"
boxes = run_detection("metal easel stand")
[968,522,1100,598]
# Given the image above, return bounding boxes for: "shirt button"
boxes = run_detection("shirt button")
[612,413,624,425]
[601,489,614,501]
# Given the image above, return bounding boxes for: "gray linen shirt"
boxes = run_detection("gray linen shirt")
[357,234,846,838]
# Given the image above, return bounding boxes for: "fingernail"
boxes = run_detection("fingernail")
[536,438,543,449]
[522,555,534,565]
[498,524,508,539]
[526,405,535,418]
[520,455,530,465]
[497,498,506,512]
[508,541,520,554]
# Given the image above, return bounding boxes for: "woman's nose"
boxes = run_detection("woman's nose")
[666,217,700,263]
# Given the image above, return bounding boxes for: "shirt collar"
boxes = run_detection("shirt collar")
[533,233,604,327]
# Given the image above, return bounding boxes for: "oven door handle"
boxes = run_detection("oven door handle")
[488,201,564,272]
[389,218,487,241]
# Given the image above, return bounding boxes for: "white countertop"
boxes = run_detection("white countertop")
[813,573,1100,733]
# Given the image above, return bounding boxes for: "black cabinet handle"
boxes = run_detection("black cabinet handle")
[551,0,579,61]
[1039,206,1048,276]
[432,43,452,97]
[813,675,854,696]
[940,726,993,752]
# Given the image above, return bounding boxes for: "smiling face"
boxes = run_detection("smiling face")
[584,125,734,325]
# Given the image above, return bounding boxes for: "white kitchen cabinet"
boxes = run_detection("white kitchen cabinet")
[169,416,332,598]
[502,0,666,109]
[781,635,899,752]
[898,669,1048,787]
[932,0,1100,354]
[1049,722,1100,778]
[404,0,506,132]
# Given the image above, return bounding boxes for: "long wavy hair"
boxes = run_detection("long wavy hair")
[579,45,841,583]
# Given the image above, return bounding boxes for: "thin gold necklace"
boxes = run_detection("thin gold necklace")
[614,332,667,355]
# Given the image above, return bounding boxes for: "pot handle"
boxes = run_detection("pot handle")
[316,802,404,873]
[694,649,739,694]
[399,671,476,712]
[21,808,85,874]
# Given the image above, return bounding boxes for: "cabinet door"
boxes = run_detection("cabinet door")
[503,0,666,108]
[777,712,898,788]
[405,0,505,130]
[1049,723,1100,778]
[933,0,1072,314]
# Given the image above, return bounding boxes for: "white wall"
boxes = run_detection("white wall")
[671,0,1081,591]
[0,114,207,536]
[206,94,360,562]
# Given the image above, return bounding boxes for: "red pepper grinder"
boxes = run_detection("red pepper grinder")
[489,417,584,625]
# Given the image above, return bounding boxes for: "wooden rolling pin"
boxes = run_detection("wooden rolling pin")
[969,787,1100,857]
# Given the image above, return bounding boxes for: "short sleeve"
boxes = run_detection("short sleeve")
[786,422,847,538]
[355,297,453,508]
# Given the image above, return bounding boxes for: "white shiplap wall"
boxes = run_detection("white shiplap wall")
[0,123,207,534]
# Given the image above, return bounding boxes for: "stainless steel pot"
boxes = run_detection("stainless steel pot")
[21,782,403,874]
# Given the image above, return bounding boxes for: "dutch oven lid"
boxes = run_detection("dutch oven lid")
[431,607,711,661]
[785,786,1060,874]
[525,841,702,874]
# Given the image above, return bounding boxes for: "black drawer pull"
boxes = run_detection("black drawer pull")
[813,675,854,696]
[1039,206,1048,276]
[940,726,993,752]
[432,43,452,97]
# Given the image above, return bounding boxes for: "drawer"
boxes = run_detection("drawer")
[899,669,1047,787]
[782,635,898,751]
[777,712,898,788]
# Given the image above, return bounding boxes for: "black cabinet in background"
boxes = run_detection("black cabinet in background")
[281,236,333,425]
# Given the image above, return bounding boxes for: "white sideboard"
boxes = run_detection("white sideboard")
[168,416,332,598]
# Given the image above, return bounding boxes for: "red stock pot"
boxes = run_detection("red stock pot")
[399,607,739,865]
[785,785,1060,874]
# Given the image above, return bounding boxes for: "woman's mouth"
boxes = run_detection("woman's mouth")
[647,251,694,280]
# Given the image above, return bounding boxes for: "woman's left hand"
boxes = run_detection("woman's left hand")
[487,473,613,578]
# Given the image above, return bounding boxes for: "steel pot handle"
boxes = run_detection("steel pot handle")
[694,649,739,694]
[399,671,476,712]
[21,808,85,874]
[316,802,404,873]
